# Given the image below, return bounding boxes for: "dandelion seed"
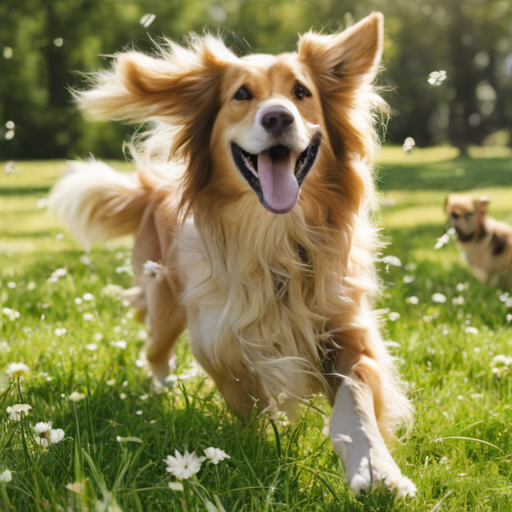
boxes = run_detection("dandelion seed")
[6,362,29,379]
[381,255,402,267]
[85,344,97,351]
[403,137,416,151]
[83,313,94,321]
[143,260,163,278]
[432,293,447,303]
[55,328,67,337]
[204,447,231,465]
[163,450,205,480]
[36,198,47,209]
[168,481,184,491]
[465,326,478,334]
[428,70,447,86]
[4,161,15,175]
[406,296,419,305]
[69,392,85,402]
[6,404,31,421]
[140,13,156,27]
[434,233,450,250]
[0,469,12,483]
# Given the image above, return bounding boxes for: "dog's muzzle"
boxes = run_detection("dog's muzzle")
[231,134,321,214]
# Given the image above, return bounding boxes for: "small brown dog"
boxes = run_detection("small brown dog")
[445,194,512,288]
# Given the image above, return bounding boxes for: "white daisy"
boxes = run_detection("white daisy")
[6,362,29,379]
[204,447,231,465]
[406,296,419,305]
[381,255,402,267]
[69,392,85,402]
[432,293,447,303]
[403,137,415,151]
[55,328,67,337]
[163,450,205,480]
[34,421,65,447]
[6,403,31,421]
[428,70,447,86]
[0,469,12,483]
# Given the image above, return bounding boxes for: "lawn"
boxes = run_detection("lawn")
[1,146,512,511]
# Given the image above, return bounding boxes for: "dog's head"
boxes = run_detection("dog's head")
[444,194,490,242]
[76,13,384,216]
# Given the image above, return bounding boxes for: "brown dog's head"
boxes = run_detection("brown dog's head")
[444,194,490,242]
[75,13,384,216]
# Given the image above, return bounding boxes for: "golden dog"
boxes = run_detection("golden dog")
[445,194,512,289]
[50,13,416,497]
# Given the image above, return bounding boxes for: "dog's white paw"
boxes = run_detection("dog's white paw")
[349,456,417,499]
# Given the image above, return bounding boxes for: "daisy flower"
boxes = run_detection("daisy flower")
[432,293,447,303]
[6,362,29,379]
[69,392,85,402]
[6,404,31,421]
[34,421,65,447]
[204,447,231,465]
[428,70,447,86]
[163,450,205,480]
[0,469,12,483]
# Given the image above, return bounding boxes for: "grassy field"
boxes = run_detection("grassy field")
[1,146,512,511]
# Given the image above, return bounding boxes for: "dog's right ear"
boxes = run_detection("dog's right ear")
[74,36,237,158]
[476,196,491,215]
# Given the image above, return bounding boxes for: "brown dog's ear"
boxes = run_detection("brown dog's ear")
[476,196,491,215]
[74,36,236,159]
[298,12,384,87]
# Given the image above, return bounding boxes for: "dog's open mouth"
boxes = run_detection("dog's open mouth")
[231,134,321,214]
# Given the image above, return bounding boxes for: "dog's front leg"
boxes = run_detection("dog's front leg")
[329,356,417,499]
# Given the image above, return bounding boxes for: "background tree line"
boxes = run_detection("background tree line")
[1,0,511,160]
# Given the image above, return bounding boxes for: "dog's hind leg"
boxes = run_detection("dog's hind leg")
[329,349,416,498]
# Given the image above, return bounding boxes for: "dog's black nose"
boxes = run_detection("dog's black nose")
[259,106,294,132]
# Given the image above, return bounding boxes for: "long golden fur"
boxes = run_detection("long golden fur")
[50,13,416,497]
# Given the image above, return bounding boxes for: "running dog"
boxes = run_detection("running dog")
[50,13,416,497]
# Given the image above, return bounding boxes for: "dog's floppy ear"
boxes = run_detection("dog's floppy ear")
[298,12,384,88]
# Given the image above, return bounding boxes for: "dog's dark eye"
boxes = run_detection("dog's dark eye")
[234,87,252,101]
[294,84,311,100]
[464,212,474,219]
[451,213,460,220]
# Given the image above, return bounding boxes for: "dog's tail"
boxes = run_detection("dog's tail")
[49,159,154,249]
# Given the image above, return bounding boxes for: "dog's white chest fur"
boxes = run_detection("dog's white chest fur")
[174,214,327,403]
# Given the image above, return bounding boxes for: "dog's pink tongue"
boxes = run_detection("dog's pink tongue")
[257,152,298,214]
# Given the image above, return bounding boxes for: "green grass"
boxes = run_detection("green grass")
[0,146,512,511]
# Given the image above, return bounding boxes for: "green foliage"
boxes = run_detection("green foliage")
[0,147,512,510]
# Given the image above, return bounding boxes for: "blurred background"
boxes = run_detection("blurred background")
[1,0,512,160]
